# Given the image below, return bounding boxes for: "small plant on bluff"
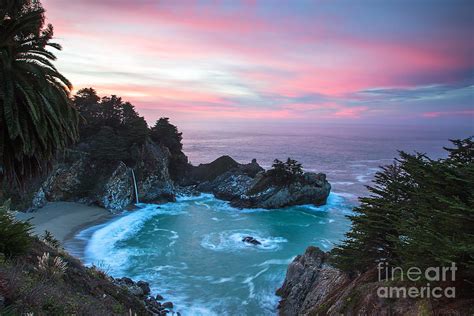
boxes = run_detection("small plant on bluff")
[267,158,304,186]
[88,261,111,280]
[41,230,61,249]
[0,201,32,257]
[35,252,68,278]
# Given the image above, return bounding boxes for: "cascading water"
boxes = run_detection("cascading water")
[131,168,139,204]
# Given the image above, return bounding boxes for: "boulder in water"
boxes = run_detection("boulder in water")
[242,236,262,245]
[136,280,151,296]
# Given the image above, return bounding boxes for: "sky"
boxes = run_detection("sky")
[42,0,473,130]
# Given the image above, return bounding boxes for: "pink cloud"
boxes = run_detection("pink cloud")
[42,0,473,126]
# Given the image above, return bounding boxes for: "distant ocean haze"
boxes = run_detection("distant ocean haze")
[181,123,470,203]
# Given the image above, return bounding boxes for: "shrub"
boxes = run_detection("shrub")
[41,231,61,249]
[267,158,304,186]
[88,261,111,280]
[0,201,32,257]
[35,252,68,278]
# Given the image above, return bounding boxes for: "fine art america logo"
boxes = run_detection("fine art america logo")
[377,262,457,299]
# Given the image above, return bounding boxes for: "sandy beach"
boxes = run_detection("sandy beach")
[15,202,112,244]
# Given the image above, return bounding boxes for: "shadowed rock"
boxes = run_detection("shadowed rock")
[242,236,262,245]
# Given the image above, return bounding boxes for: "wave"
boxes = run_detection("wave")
[151,228,179,247]
[84,203,187,272]
[256,257,295,267]
[242,268,269,299]
[332,181,355,186]
[176,193,214,202]
[294,192,348,212]
[315,238,335,250]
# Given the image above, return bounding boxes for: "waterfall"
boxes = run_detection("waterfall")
[131,168,139,204]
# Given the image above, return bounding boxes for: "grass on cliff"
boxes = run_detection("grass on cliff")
[0,203,148,315]
[0,237,149,315]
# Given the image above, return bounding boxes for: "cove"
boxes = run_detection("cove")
[74,193,353,315]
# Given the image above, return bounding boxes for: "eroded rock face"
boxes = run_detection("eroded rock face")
[276,246,350,315]
[136,141,175,204]
[100,162,133,211]
[31,142,175,211]
[276,247,472,316]
[32,153,88,209]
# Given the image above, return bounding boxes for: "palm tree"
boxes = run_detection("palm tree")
[0,0,78,186]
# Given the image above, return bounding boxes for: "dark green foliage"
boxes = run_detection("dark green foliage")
[73,88,149,165]
[42,230,60,249]
[267,158,304,186]
[0,0,78,186]
[150,117,183,153]
[89,126,128,162]
[0,201,32,257]
[150,117,188,179]
[331,138,474,284]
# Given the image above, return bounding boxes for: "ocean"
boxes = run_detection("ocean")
[70,124,471,316]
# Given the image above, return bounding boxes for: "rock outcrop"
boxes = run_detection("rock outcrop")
[113,277,177,315]
[193,156,331,209]
[184,156,263,185]
[100,162,134,211]
[31,150,330,211]
[32,141,175,211]
[136,141,175,204]
[31,152,88,209]
[276,246,350,315]
[277,246,474,316]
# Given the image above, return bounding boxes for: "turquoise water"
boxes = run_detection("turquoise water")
[78,193,353,315]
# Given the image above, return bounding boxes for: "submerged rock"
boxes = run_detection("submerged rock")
[242,236,262,245]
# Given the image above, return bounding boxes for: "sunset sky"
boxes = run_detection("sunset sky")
[42,0,473,129]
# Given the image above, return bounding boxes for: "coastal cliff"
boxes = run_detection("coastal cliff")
[31,141,175,212]
[29,152,331,212]
[0,237,176,315]
[277,247,474,316]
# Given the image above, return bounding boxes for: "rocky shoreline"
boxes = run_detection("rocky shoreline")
[30,145,331,212]
[114,277,178,316]
[276,247,474,315]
